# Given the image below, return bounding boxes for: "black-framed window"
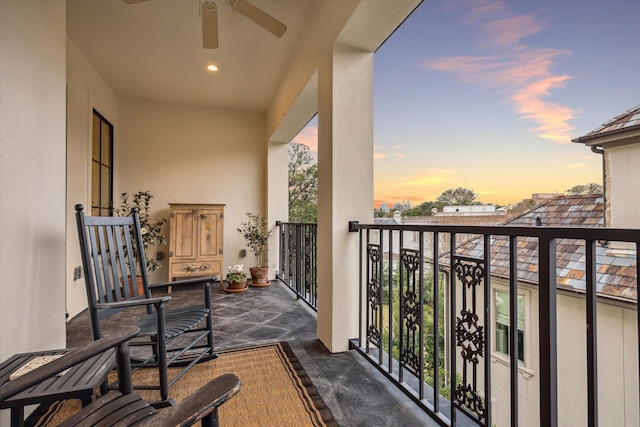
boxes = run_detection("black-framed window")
[91,110,113,216]
[495,289,525,362]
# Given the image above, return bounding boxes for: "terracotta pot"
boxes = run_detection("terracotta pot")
[227,279,247,290]
[250,267,269,284]
[128,276,145,295]
[119,276,145,297]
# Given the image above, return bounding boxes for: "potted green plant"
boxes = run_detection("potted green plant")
[237,212,273,286]
[224,264,248,293]
[113,191,168,292]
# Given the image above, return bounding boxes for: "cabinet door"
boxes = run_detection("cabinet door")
[170,208,198,259]
[198,208,223,258]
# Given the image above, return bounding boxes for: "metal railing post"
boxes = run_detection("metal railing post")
[538,233,558,427]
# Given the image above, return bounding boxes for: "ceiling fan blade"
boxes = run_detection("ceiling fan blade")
[122,0,150,4]
[202,2,219,49]
[228,0,287,38]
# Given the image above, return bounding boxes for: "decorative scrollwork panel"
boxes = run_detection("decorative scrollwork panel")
[400,249,421,376]
[367,244,382,346]
[453,257,487,425]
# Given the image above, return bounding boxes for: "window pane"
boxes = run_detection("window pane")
[92,115,100,161]
[101,121,111,166]
[101,165,111,209]
[92,162,100,208]
[496,322,508,354]
[495,290,524,329]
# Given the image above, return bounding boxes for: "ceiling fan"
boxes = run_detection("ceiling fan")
[122,0,287,49]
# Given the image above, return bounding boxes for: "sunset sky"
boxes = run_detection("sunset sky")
[292,0,639,208]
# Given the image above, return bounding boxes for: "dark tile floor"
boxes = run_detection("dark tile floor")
[66,280,438,426]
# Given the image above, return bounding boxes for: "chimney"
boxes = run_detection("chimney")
[393,210,402,224]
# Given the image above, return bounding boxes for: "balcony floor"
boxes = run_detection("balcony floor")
[66,280,437,426]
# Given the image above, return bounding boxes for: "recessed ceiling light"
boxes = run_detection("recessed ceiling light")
[207,65,218,71]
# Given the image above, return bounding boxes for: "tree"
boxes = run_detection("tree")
[404,201,437,216]
[288,142,318,222]
[565,183,603,195]
[435,187,479,206]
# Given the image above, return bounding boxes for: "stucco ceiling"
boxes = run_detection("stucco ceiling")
[66,0,316,112]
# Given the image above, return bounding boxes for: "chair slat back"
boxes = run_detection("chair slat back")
[75,204,153,339]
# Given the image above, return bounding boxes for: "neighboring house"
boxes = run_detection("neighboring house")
[573,104,640,250]
[442,194,637,426]
[437,104,640,427]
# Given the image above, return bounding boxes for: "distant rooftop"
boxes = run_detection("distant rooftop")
[440,205,501,216]
[573,104,640,143]
[442,194,636,302]
[507,193,604,227]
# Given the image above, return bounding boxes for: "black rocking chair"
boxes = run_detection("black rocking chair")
[0,327,241,427]
[75,204,216,407]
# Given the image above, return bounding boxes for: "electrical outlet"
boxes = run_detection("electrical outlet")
[73,266,83,280]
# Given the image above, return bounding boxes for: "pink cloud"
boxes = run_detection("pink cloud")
[463,0,509,24]
[292,126,318,152]
[484,15,545,49]
[422,3,577,143]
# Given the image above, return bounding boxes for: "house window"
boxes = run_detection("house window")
[91,110,113,216]
[495,289,525,362]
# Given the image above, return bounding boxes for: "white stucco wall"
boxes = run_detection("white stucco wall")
[451,276,638,427]
[556,294,638,427]
[118,99,267,281]
[491,289,638,427]
[0,0,67,365]
[66,38,120,319]
[607,144,640,229]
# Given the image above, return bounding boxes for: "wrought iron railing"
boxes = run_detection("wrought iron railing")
[348,221,640,427]
[276,221,318,310]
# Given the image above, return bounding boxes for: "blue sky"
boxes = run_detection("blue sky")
[294,0,639,208]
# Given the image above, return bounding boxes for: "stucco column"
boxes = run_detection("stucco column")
[316,44,374,352]
[267,140,290,277]
[0,0,67,362]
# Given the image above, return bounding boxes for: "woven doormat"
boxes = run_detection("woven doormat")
[29,342,337,427]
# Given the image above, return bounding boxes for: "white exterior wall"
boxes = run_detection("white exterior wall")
[66,39,120,319]
[556,294,638,427]
[455,275,639,427]
[0,3,67,423]
[0,1,67,357]
[607,144,640,229]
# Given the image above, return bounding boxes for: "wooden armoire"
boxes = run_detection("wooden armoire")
[168,203,224,283]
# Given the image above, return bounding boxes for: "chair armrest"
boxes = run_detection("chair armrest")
[0,327,140,403]
[138,374,241,427]
[94,296,171,310]
[150,276,216,289]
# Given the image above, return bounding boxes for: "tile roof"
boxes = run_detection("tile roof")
[441,194,637,302]
[573,104,640,143]
[507,194,604,227]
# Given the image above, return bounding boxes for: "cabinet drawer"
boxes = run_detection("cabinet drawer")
[170,260,221,277]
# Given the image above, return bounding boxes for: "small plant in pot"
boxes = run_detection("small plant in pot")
[225,264,248,292]
[237,212,273,286]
